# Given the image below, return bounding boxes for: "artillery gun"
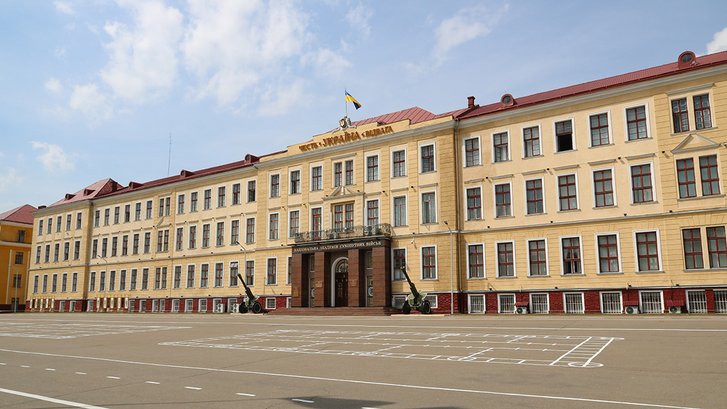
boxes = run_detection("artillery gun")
[236,274,263,314]
[400,265,432,314]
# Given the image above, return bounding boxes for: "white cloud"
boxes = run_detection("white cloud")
[45,78,63,94]
[0,168,21,192]
[31,142,76,172]
[54,46,67,58]
[707,27,727,54]
[183,0,310,106]
[345,3,373,38]
[304,48,351,78]
[100,0,184,102]
[433,4,508,65]
[69,83,113,122]
[54,1,74,15]
[257,80,306,117]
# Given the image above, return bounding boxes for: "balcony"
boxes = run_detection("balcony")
[294,223,393,244]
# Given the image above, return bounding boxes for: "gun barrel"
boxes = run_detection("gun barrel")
[237,273,257,302]
[401,267,421,300]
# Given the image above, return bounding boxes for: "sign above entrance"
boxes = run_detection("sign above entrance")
[298,125,394,152]
[293,239,386,254]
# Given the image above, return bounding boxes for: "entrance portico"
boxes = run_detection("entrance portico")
[290,225,392,308]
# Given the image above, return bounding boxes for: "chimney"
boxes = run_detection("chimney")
[467,96,476,109]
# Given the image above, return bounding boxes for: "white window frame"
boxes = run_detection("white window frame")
[468,294,485,314]
[623,102,652,142]
[587,110,613,147]
[185,298,193,313]
[420,190,438,224]
[464,185,483,221]
[563,292,585,314]
[266,257,278,285]
[523,177,546,215]
[529,292,550,314]
[391,195,407,227]
[269,173,280,198]
[309,163,323,191]
[638,290,664,314]
[466,242,486,279]
[390,147,407,178]
[594,232,623,274]
[632,229,663,272]
[424,294,438,309]
[288,209,300,239]
[497,293,516,313]
[418,141,436,173]
[521,123,542,159]
[492,181,513,218]
[686,289,708,313]
[289,168,302,195]
[556,172,580,211]
[599,291,623,314]
[420,245,438,280]
[553,117,577,152]
[559,235,584,276]
[628,161,657,204]
[365,153,380,182]
[392,295,407,309]
[495,240,516,278]
[591,167,617,208]
[491,130,511,163]
[462,135,482,167]
[198,298,208,313]
[268,212,279,241]
[266,297,277,309]
[526,238,549,277]
[391,247,407,280]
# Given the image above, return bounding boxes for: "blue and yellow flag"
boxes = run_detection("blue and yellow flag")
[345,91,362,110]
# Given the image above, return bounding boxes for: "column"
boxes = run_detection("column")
[371,244,391,307]
[347,249,364,307]
[291,253,305,307]
[313,252,329,307]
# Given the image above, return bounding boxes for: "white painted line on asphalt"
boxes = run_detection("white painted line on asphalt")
[20,365,30,368]
[0,363,5,365]
[45,368,56,371]
[0,348,701,409]
[75,372,87,375]
[236,393,256,397]
[184,386,202,391]
[145,381,160,385]
[549,337,592,366]
[0,387,107,409]
[106,376,121,380]
[292,398,314,404]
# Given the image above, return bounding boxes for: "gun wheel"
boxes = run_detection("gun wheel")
[420,300,432,314]
[402,301,411,314]
[252,301,263,314]
[238,304,249,314]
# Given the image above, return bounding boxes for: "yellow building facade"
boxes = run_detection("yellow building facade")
[0,205,35,312]
[27,50,727,314]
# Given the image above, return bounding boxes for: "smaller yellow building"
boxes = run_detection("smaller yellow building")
[0,204,35,312]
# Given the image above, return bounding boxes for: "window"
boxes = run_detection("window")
[101,239,107,258]
[35,246,41,264]
[467,244,484,278]
[464,137,480,167]
[687,290,708,313]
[104,209,110,225]
[186,265,195,288]
[677,158,697,198]
[345,160,354,185]
[631,164,654,203]
[421,192,437,224]
[111,237,118,257]
[707,226,727,268]
[267,258,277,285]
[247,180,256,202]
[682,228,704,270]
[57,215,62,231]
[120,270,126,291]
[555,120,574,152]
[218,186,226,207]
[39,219,44,234]
[468,294,485,313]
[88,272,95,292]
[266,298,277,310]
[636,231,660,272]
[494,183,511,217]
[528,239,547,276]
[589,113,610,146]
[289,211,299,237]
[525,179,544,215]
[214,263,224,287]
[157,230,169,252]
[190,192,198,212]
[366,200,379,227]
[188,225,197,249]
[66,214,72,230]
[216,222,224,246]
[270,174,280,197]
[564,293,584,314]
[142,268,149,290]
[99,271,105,292]
[246,218,255,244]
[558,174,578,211]
[311,166,322,191]
[232,183,241,205]
[561,237,582,275]
[231,220,240,244]
[420,144,435,173]
[245,260,254,286]
[597,234,620,273]
[198,299,208,313]
[393,196,407,227]
[493,132,509,162]
[144,232,151,253]
[421,246,437,279]
[290,170,301,194]
[496,242,514,277]
[693,94,712,130]
[392,150,406,177]
[109,271,115,291]
[392,248,406,281]
[699,155,720,196]
[498,294,515,313]
[672,98,689,132]
[626,106,648,140]
[366,155,379,181]
[74,241,80,260]
[334,162,343,187]
[523,126,540,157]
[230,261,239,287]
[200,264,209,287]
[466,187,482,221]
[203,189,212,209]
[135,203,141,221]
[122,235,128,256]
[90,240,98,259]
[202,224,210,248]
[593,169,614,208]
[269,213,279,240]
[14,251,23,265]
[601,292,623,314]
[640,291,663,314]
[311,208,322,238]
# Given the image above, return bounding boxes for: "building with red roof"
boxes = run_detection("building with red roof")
[0,204,36,312]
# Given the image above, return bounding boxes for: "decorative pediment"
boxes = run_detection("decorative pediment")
[671,133,722,154]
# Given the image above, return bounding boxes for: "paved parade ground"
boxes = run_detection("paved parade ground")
[0,313,725,409]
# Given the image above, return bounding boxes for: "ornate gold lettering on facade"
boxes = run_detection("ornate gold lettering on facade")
[299,126,394,152]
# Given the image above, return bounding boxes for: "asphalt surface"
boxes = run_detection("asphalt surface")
[0,313,725,409]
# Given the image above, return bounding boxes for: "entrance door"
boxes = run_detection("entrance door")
[333,258,348,307]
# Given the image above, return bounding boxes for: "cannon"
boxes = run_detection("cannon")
[236,274,263,314]
[400,265,432,314]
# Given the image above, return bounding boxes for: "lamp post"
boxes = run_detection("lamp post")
[443,221,454,315]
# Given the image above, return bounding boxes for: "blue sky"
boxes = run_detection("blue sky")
[2,0,727,212]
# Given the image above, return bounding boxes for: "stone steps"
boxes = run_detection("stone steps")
[266,306,401,316]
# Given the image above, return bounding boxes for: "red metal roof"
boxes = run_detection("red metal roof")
[352,107,436,127]
[458,50,727,121]
[0,204,37,225]
[49,179,120,207]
